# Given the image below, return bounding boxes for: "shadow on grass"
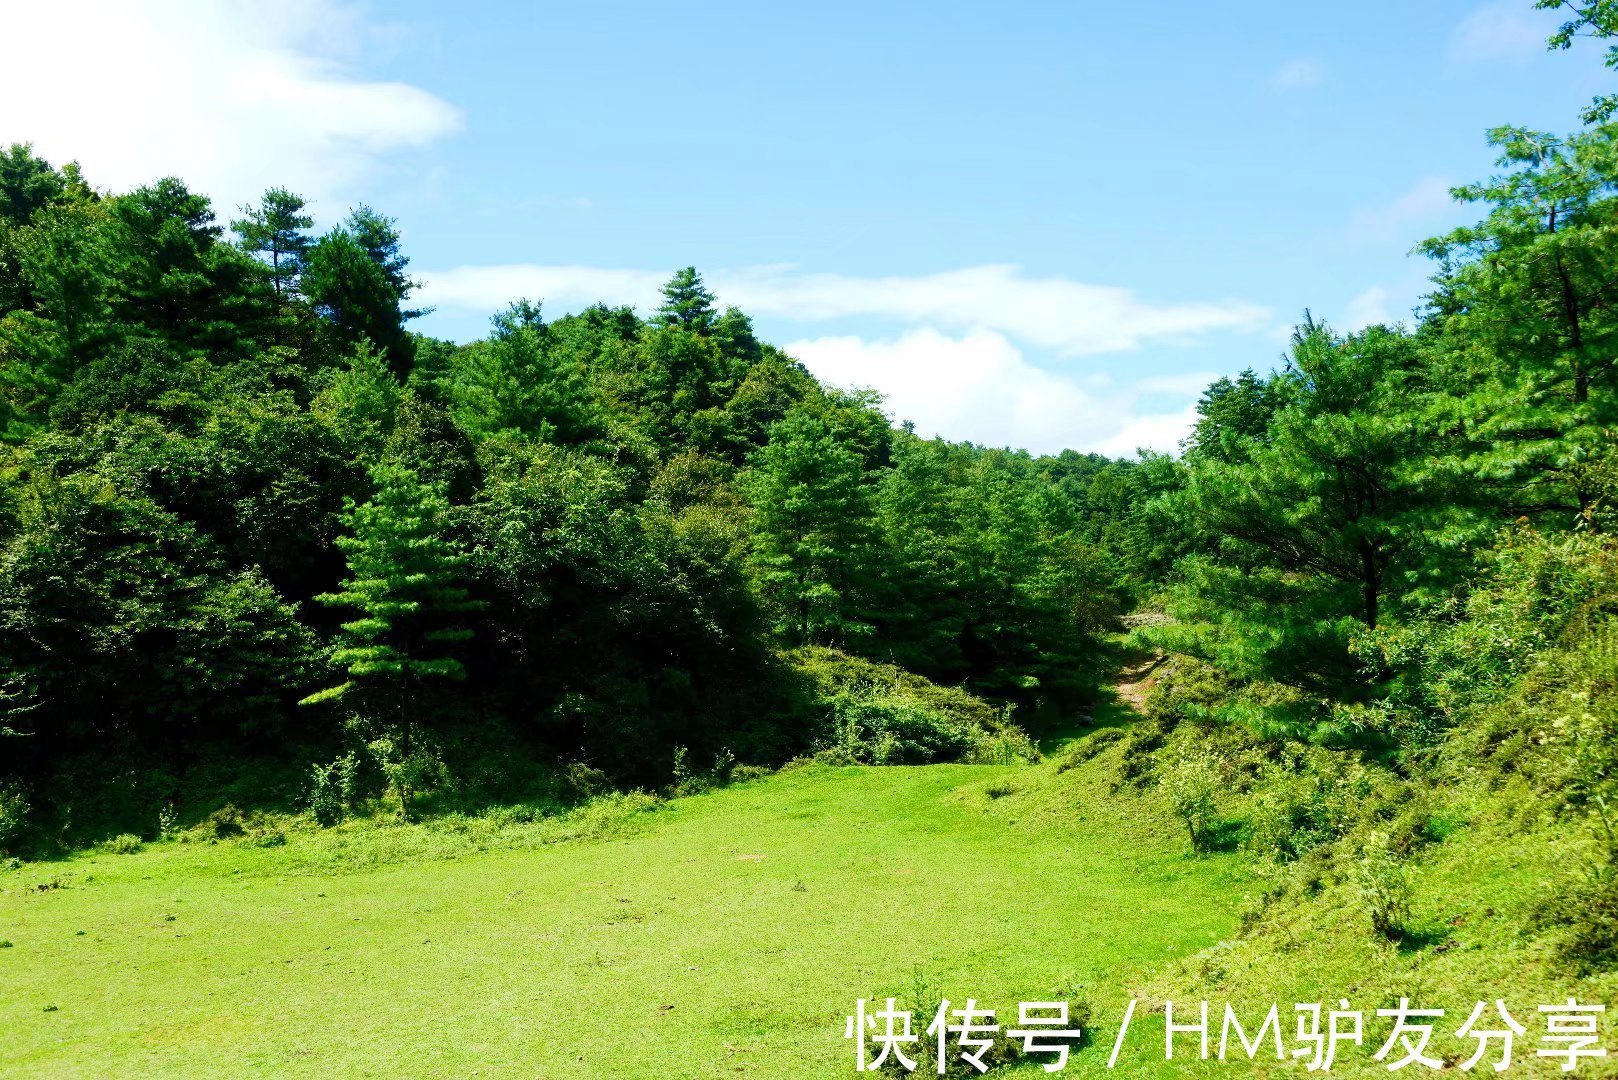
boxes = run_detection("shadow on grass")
[1202,816,1247,853]
[1035,687,1143,756]
[1394,924,1453,953]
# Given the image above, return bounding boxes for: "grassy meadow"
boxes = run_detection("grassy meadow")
[0,710,1249,1078]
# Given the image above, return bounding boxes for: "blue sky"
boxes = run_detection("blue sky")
[0,1,1605,453]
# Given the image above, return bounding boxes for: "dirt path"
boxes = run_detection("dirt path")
[1113,652,1167,712]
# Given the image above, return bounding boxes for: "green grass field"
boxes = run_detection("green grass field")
[0,722,1248,1077]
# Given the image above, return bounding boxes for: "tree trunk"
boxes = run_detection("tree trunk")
[1360,542,1381,629]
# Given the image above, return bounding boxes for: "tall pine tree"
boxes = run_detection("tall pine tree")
[232,187,313,299]
[657,266,717,333]
[302,463,481,810]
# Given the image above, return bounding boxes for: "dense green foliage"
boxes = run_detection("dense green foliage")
[0,168,1119,846]
[1071,7,1618,989]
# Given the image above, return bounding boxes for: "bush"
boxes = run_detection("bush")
[1351,831,1411,941]
[367,735,449,817]
[0,782,28,855]
[791,647,1037,766]
[308,753,362,827]
[1160,748,1221,852]
[968,728,1038,765]
[1143,656,1231,724]
[548,791,661,843]
[204,804,247,839]
[562,762,611,803]
[1368,527,1618,750]
[1243,749,1378,862]
[102,833,143,854]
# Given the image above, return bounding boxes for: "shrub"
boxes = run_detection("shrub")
[102,833,143,854]
[821,694,971,764]
[204,804,247,839]
[1351,831,1411,941]
[1160,748,1221,852]
[308,752,362,827]
[548,791,660,844]
[562,762,611,803]
[966,728,1039,765]
[1368,527,1618,750]
[1143,657,1231,724]
[367,735,448,818]
[670,745,696,789]
[792,647,1037,766]
[0,782,28,855]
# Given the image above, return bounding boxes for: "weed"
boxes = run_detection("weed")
[309,753,362,827]
[1160,749,1221,852]
[156,804,178,840]
[1351,831,1411,942]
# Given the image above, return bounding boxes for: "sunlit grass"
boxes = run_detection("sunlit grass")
[0,746,1246,1077]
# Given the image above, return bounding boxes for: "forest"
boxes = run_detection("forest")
[0,151,1128,837]
[3,1,1618,1073]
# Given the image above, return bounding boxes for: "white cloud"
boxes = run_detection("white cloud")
[1093,404,1202,459]
[1344,286,1395,331]
[782,328,1200,456]
[1450,1,1555,63]
[1270,57,1325,89]
[1345,176,1456,247]
[420,263,1271,357]
[422,265,669,319]
[1341,263,1435,333]
[1135,371,1221,396]
[0,0,462,213]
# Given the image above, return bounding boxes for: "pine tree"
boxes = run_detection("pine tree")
[712,306,762,366]
[302,463,481,811]
[0,143,70,227]
[657,266,717,333]
[1188,368,1280,462]
[745,408,877,645]
[302,227,414,373]
[1543,0,1618,123]
[446,299,601,444]
[346,204,423,319]
[1149,320,1469,696]
[311,340,401,459]
[1420,126,1618,527]
[232,187,313,299]
[105,177,275,355]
